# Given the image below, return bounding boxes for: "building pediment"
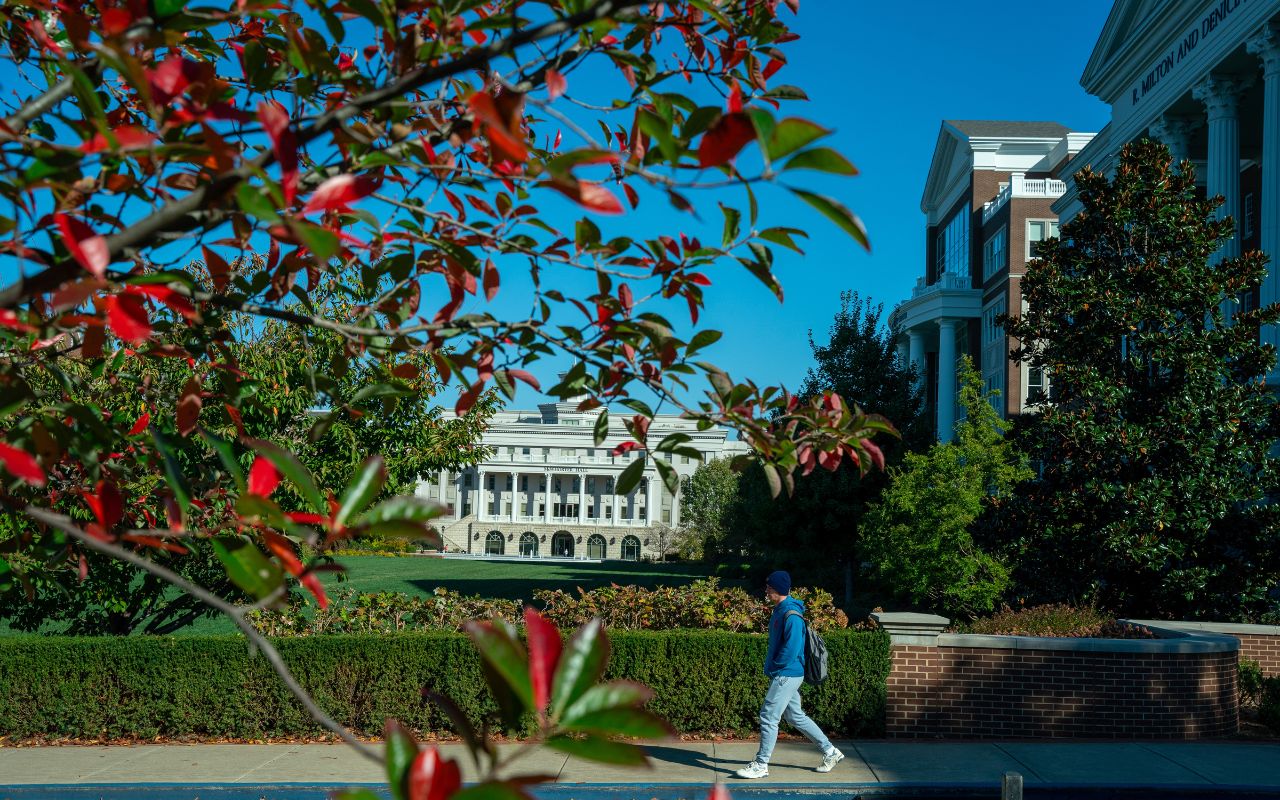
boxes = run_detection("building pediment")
[1080,0,1202,103]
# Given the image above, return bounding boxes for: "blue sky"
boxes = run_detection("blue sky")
[517,1,1118,411]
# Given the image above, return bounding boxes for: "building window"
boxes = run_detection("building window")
[983,226,1007,281]
[463,473,473,488]
[1245,193,1256,239]
[1026,219,1059,258]
[587,534,606,559]
[1026,366,1050,405]
[981,297,1007,417]
[520,532,539,558]
[485,531,504,556]
[621,535,641,561]
[935,209,970,278]
[487,475,495,489]
[519,476,527,490]
[552,531,574,557]
[522,447,530,455]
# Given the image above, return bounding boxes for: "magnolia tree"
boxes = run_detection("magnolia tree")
[0,0,888,795]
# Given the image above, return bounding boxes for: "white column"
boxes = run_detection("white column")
[577,472,586,524]
[907,328,925,389]
[1148,114,1200,171]
[671,482,681,528]
[651,469,663,526]
[612,479,621,525]
[936,318,959,443]
[543,471,552,524]
[510,471,517,522]
[477,469,487,521]
[1249,26,1280,382]
[644,476,654,525]
[1194,74,1255,264]
[895,339,910,370]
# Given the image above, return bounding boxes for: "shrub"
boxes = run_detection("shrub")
[1261,676,1280,734]
[0,630,890,741]
[959,604,1156,639]
[247,588,522,636]
[534,578,849,633]
[1240,659,1265,709]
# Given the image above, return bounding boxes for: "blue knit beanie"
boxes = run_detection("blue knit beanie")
[765,570,791,595]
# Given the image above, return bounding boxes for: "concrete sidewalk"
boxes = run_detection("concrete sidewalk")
[3,740,1280,796]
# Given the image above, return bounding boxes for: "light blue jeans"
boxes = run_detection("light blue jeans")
[754,675,835,764]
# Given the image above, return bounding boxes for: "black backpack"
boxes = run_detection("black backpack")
[784,610,829,686]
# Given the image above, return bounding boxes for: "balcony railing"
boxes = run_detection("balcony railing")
[981,173,1068,223]
[911,271,973,298]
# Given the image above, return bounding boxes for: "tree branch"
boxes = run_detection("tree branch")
[23,506,382,762]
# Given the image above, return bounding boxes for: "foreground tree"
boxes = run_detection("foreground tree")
[675,456,739,559]
[715,292,927,603]
[861,359,1029,618]
[0,1,888,797]
[990,140,1280,620]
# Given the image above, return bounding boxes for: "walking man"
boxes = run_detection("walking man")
[735,570,843,779]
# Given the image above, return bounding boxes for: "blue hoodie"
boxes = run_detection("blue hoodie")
[764,595,805,677]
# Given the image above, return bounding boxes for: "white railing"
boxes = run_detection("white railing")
[911,271,972,298]
[982,173,1069,223]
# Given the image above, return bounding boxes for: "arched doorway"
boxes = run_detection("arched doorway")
[552,531,574,557]
[485,531,504,556]
[587,534,606,560]
[520,532,539,558]
[621,535,641,561]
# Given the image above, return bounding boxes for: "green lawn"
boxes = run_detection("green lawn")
[9,557,726,637]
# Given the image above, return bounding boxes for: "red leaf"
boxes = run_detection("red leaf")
[524,608,562,711]
[285,511,326,524]
[225,403,246,437]
[300,571,329,609]
[78,553,89,582]
[0,442,45,486]
[763,58,784,81]
[101,7,132,36]
[860,438,885,471]
[698,113,756,168]
[262,530,303,576]
[121,533,189,554]
[247,456,281,498]
[407,747,462,800]
[202,246,232,292]
[505,369,541,391]
[85,479,124,529]
[611,441,643,456]
[258,101,298,204]
[0,310,35,333]
[548,179,623,214]
[482,259,500,301]
[455,381,483,416]
[623,183,639,209]
[105,293,152,343]
[302,173,379,215]
[80,126,155,154]
[55,213,109,279]
[177,376,202,436]
[128,285,197,320]
[468,91,528,164]
[127,412,151,436]
[619,283,634,315]
[727,82,744,113]
[546,68,567,100]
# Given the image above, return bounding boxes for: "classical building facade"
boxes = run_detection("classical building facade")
[416,397,749,561]
[890,121,1095,441]
[1055,0,1280,383]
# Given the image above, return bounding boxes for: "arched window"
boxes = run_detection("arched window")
[587,534,606,560]
[621,535,641,561]
[552,531,574,558]
[485,531,504,556]
[520,532,539,558]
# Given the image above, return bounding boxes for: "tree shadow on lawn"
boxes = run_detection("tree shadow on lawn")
[408,562,746,603]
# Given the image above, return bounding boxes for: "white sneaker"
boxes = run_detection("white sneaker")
[735,761,769,779]
[816,747,844,773]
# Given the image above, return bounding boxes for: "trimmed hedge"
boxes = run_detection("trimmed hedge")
[0,630,889,740]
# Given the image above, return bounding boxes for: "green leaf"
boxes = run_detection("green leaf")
[759,227,808,254]
[235,494,286,529]
[720,203,740,247]
[620,398,655,418]
[358,495,445,526]
[384,720,418,800]
[560,708,672,739]
[561,680,653,727]
[766,119,830,161]
[544,735,649,766]
[290,221,340,262]
[466,617,533,712]
[211,537,284,601]
[551,618,609,721]
[244,438,326,514]
[336,456,387,527]
[236,184,281,222]
[593,410,610,446]
[151,428,191,516]
[153,0,185,17]
[761,462,783,498]
[615,456,647,495]
[653,455,679,494]
[790,188,870,250]
[783,147,859,176]
[200,429,244,494]
[687,330,722,355]
[763,85,810,101]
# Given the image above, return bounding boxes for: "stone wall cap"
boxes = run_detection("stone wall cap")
[935,621,1238,654]
[1125,618,1280,637]
[871,612,951,631]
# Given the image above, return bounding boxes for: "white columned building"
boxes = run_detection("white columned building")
[1056,0,1280,381]
[415,389,750,561]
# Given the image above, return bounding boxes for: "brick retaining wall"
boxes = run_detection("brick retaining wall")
[1126,621,1280,677]
[873,613,1245,740]
[886,642,1237,739]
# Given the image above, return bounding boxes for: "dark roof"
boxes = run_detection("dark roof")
[944,120,1071,139]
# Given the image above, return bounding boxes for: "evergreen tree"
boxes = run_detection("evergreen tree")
[862,359,1030,618]
[989,140,1280,620]
[715,292,929,604]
